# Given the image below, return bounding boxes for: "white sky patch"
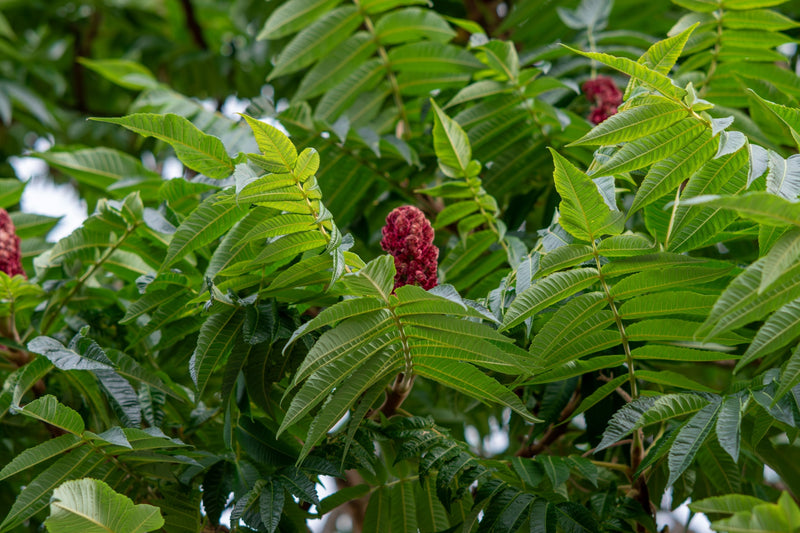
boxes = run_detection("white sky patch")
[656,489,713,533]
[161,156,184,179]
[222,95,250,119]
[9,151,88,242]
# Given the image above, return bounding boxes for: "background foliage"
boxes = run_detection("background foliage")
[2,0,800,532]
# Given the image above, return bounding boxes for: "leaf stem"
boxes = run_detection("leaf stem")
[699,10,724,97]
[592,242,651,520]
[355,0,411,139]
[40,223,140,335]
[664,184,682,249]
[591,244,637,399]
[587,26,598,78]
[380,303,415,417]
[469,179,509,255]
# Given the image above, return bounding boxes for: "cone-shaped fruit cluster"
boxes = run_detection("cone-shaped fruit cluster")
[380,205,438,290]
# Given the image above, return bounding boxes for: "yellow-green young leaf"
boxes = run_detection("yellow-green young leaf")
[569,98,687,147]
[241,114,297,173]
[91,114,235,179]
[501,268,598,331]
[723,8,800,31]
[641,23,698,75]
[667,148,749,253]
[563,46,686,100]
[45,479,164,533]
[268,6,364,80]
[630,128,717,214]
[294,148,320,183]
[258,0,342,40]
[162,192,248,269]
[550,149,624,241]
[598,234,657,257]
[430,99,471,177]
[596,119,705,176]
[538,244,594,276]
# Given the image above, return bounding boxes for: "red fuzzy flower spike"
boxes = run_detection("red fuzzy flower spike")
[381,206,438,290]
[0,209,25,278]
[582,76,623,125]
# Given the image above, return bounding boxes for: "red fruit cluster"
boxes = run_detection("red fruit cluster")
[380,206,438,290]
[0,209,24,278]
[582,76,623,125]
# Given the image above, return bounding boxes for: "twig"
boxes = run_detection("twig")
[515,391,580,457]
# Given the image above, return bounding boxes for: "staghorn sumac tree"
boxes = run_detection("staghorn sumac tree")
[2,0,800,532]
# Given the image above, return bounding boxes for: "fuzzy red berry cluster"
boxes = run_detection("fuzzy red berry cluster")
[380,205,438,290]
[582,76,623,125]
[0,209,24,278]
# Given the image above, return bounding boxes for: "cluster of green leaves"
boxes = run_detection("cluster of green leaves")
[0,0,271,168]
[2,0,800,532]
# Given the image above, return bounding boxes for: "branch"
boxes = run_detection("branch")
[377,373,415,418]
[179,0,208,50]
[515,391,580,457]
